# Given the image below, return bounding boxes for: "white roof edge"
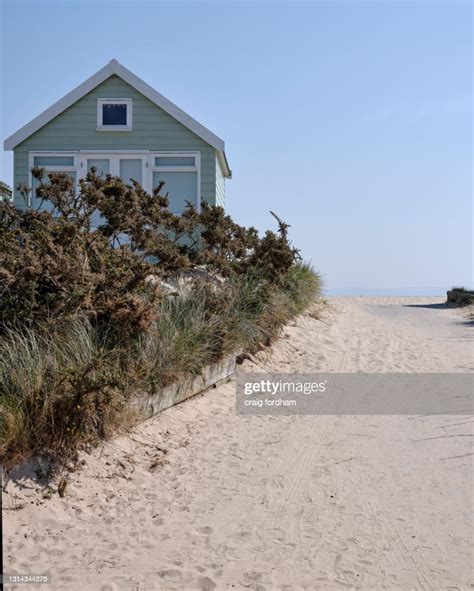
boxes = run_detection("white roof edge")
[217,150,232,179]
[111,61,226,154]
[3,60,230,171]
[4,62,115,151]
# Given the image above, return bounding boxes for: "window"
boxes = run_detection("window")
[34,156,75,167]
[152,171,198,214]
[151,152,200,214]
[154,156,195,167]
[86,158,110,178]
[97,99,132,131]
[29,153,78,210]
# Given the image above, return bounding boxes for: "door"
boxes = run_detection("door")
[119,158,143,186]
[79,153,147,227]
[80,153,146,184]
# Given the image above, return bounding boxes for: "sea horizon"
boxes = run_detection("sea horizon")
[323,286,464,297]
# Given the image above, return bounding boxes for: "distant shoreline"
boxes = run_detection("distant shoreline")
[325,288,450,297]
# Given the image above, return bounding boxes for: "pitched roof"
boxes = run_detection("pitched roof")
[4,59,231,177]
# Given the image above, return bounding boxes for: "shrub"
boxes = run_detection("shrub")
[0,171,321,467]
[0,321,133,465]
[0,198,157,337]
[1,171,300,334]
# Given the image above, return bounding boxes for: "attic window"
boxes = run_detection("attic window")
[97,99,132,131]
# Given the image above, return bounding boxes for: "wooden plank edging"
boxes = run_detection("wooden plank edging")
[131,350,240,418]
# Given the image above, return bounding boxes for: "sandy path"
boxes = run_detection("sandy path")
[5,297,473,590]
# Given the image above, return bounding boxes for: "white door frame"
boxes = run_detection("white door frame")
[78,151,149,191]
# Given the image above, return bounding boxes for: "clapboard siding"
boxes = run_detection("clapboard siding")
[215,155,225,207]
[13,76,220,206]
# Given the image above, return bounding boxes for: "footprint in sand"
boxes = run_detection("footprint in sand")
[197,576,217,590]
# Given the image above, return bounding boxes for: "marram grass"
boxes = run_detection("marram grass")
[0,264,321,467]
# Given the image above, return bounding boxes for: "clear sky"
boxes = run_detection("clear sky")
[1,0,472,294]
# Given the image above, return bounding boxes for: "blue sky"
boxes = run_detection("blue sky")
[1,0,472,293]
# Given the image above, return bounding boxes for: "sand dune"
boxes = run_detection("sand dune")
[4,297,473,590]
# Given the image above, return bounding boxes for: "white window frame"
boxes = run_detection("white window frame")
[97,98,133,131]
[28,150,201,213]
[150,151,201,213]
[28,151,79,206]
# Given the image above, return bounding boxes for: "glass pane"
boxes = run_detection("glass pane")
[87,159,110,178]
[153,171,197,214]
[120,159,142,185]
[102,104,127,126]
[154,156,195,167]
[34,156,74,167]
[32,171,76,213]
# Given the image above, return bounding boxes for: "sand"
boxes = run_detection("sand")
[4,297,473,590]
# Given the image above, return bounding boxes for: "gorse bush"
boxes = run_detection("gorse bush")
[2,169,300,334]
[0,170,321,467]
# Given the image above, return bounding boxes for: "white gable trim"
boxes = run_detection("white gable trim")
[4,62,114,151]
[4,59,231,177]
